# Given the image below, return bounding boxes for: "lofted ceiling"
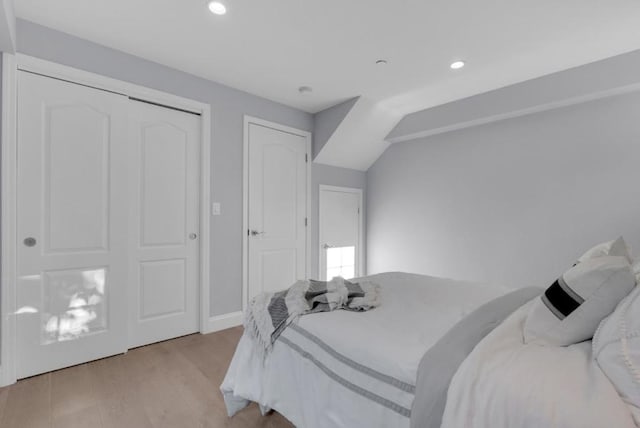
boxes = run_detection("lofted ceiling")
[15,0,640,115]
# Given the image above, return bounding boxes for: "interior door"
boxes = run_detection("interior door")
[247,122,307,301]
[15,71,129,379]
[319,186,362,281]
[127,100,201,348]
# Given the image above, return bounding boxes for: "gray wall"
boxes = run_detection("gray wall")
[15,20,319,316]
[367,91,640,289]
[311,163,367,278]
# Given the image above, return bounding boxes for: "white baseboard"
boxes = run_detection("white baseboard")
[204,311,243,334]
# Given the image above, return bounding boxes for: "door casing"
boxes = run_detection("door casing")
[318,185,365,281]
[242,115,311,311]
[0,53,212,387]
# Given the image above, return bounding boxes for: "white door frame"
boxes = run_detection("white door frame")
[242,116,311,311]
[0,53,212,387]
[318,185,365,280]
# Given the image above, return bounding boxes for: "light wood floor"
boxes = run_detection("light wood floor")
[0,326,295,428]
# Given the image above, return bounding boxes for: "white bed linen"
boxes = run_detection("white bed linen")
[441,301,637,428]
[221,272,509,428]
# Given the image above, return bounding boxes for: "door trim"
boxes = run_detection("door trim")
[0,53,212,386]
[318,185,365,281]
[242,116,312,311]
[1,53,18,387]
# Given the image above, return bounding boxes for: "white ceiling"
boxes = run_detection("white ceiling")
[15,0,640,115]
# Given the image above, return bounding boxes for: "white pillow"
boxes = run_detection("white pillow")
[593,285,640,426]
[578,236,633,264]
[524,256,635,346]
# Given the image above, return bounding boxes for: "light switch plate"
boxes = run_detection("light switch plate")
[212,202,221,216]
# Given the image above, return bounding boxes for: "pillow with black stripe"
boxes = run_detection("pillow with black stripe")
[523,256,635,346]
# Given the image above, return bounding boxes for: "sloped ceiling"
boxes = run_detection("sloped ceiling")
[314,47,640,171]
[387,49,640,144]
[314,97,402,171]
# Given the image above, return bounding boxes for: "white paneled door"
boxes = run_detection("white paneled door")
[247,122,308,301]
[319,186,363,281]
[16,71,130,379]
[15,71,202,378]
[127,100,200,349]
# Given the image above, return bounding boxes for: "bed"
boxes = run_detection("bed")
[440,300,636,428]
[220,271,638,428]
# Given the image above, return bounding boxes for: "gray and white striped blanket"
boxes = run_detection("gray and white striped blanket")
[245,277,381,355]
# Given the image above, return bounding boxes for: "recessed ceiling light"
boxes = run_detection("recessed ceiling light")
[450,60,465,70]
[298,86,313,95]
[208,1,227,15]
[376,59,388,65]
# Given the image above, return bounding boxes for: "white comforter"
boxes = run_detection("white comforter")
[221,272,509,428]
[441,300,637,428]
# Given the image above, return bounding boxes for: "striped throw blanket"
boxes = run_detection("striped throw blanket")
[245,277,381,355]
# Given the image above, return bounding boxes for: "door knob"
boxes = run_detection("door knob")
[24,237,37,247]
[250,230,265,236]
[189,233,197,240]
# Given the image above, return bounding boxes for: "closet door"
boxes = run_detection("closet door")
[127,100,201,348]
[15,71,129,379]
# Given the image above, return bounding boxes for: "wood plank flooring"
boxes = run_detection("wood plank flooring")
[0,326,295,428]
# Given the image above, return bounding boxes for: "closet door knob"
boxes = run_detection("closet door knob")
[24,237,37,247]
[189,233,197,240]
